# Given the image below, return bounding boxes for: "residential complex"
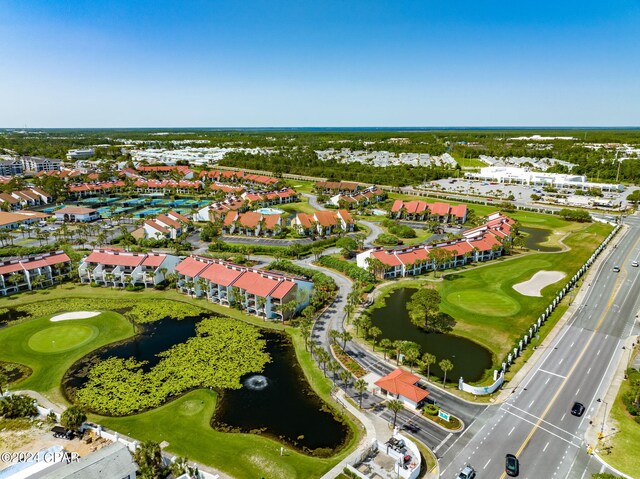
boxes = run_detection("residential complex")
[78,249,181,287]
[291,210,355,236]
[0,250,72,296]
[357,212,514,278]
[174,255,313,320]
[21,156,62,173]
[390,199,468,223]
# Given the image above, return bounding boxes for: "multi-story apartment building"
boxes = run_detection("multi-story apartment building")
[0,251,72,296]
[21,156,62,173]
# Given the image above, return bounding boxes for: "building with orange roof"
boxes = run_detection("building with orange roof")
[374,368,429,409]
[390,200,467,223]
[328,185,387,209]
[357,213,513,278]
[78,249,180,287]
[221,211,284,236]
[54,206,100,222]
[0,251,72,296]
[291,210,354,236]
[174,255,313,320]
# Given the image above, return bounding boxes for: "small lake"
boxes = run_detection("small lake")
[520,226,562,252]
[370,288,493,382]
[63,316,348,455]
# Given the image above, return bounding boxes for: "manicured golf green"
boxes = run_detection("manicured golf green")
[446,290,520,317]
[27,325,98,353]
[0,311,133,404]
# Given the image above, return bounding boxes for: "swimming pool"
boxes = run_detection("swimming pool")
[255,207,285,215]
[371,209,388,216]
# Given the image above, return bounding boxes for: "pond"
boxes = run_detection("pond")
[370,288,493,382]
[520,226,562,252]
[63,316,349,455]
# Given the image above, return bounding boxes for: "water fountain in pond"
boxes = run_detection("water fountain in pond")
[244,374,269,391]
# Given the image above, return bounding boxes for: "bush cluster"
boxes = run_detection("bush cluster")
[381,219,417,238]
[316,256,375,283]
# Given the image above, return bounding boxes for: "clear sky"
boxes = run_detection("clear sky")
[1,0,639,127]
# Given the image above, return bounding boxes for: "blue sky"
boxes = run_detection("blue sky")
[1,0,639,127]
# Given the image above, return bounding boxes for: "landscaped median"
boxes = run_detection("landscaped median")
[0,285,362,479]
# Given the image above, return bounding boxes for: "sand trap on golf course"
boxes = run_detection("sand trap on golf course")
[513,271,566,297]
[50,311,101,322]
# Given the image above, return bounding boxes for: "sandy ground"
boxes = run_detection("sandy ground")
[0,419,111,470]
[513,270,566,297]
[50,311,101,322]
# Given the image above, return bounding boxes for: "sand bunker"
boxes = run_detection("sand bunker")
[513,271,566,297]
[50,311,101,322]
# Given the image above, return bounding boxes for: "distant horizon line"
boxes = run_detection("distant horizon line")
[2,126,640,131]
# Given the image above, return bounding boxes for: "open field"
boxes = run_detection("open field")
[0,288,359,477]
[607,366,640,476]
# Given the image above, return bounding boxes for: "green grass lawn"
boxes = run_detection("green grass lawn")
[0,287,360,477]
[0,311,133,404]
[455,157,486,168]
[606,365,640,476]
[98,389,345,479]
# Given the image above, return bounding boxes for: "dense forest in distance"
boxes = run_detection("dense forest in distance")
[1,128,639,185]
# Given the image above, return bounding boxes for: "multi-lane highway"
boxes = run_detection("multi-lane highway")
[440,215,640,479]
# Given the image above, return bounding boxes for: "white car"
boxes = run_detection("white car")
[632,261,639,267]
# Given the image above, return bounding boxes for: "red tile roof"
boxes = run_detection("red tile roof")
[232,271,280,297]
[141,254,167,267]
[374,368,429,403]
[55,206,97,215]
[198,262,244,286]
[175,256,210,277]
[270,280,296,299]
[84,251,145,267]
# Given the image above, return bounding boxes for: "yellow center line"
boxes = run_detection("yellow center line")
[497,231,638,479]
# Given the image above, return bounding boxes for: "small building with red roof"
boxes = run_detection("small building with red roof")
[374,368,430,409]
[390,200,467,223]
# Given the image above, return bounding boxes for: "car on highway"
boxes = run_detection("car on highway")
[632,261,639,267]
[613,266,621,272]
[402,423,420,433]
[571,402,585,417]
[505,454,519,476]
[457,464,476,479]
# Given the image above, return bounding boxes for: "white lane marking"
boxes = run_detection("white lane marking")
[597,349,601,355]
[529,400,535,408]
[561,413,566,421]
[509,426,515,436]
[575,388,580,395]
[484,459,491,469]
[502,409,583,445]
[587,367,591,375]
[543,441,549,452]
[538,369,566,378]
[559,358,564,365]
[545,377,550,385]
[432,432,452,453]
[570,342,575,347]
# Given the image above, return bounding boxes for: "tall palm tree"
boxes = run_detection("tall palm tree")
[387,399,404,429]
[420,353,436,382]
[380,338,392,360]
[339,370,352,388]
[439,359,454,387]
[327,360,340,383]
[354,379,367,409]
[404,346,421,372]
[316,349,330,376]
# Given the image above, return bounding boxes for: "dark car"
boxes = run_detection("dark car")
[571,402,585,417]
[505,454,519,477]
[51,426,74,440]
[613,266,620,272]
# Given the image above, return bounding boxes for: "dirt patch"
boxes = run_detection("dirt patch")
[0,418,112,468]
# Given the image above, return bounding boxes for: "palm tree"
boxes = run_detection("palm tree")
[300,319,313,351]
[420,353,436,382]
[380,338,392,360]
[340,369,352,388]
[439,359,454,387]
[392,340,404,366]
[386,399,404,429]
[316,349,330,376]
[403,345,421,372]
[256,296,267,317]
[354,379,367,409]
[368,326,382,351]
[327,360,340,383]
[340,330,352,350]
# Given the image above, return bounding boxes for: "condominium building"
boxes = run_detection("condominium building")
[21,156,62,173]
[78,249,181,288]
[174,255,313,320]
[0,251,72,296]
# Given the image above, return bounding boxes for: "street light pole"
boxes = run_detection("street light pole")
[597,398,608,439]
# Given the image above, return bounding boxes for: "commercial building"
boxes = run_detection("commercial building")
[467,166,624,192]
[174,255,313,320]
[0,210,51,229]
[374,368,430,409]
[78,249,181,287]
[0,251,72,296]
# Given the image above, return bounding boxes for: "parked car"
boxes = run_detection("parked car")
[457,465,476,479]
[571,402,585,417]
[505,454,519,477]
[51,426,74,440]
